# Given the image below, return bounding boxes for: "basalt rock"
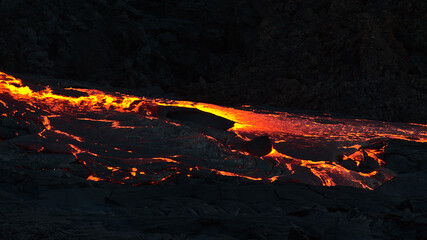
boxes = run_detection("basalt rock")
[165,107,235,131]
[359,156,380,174]
[242,135,272,157]
[0,0,425,123]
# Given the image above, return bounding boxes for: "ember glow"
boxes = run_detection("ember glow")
[1,72,426,190]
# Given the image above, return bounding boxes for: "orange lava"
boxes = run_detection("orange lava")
[1,71,426,190]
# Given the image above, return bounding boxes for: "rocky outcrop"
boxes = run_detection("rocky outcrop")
[0,0,426,122]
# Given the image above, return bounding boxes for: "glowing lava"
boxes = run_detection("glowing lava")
[1,71,426,190]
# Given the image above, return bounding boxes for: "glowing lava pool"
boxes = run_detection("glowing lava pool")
[1,72,426,190]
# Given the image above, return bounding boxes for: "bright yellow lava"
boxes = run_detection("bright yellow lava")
[1,71,425,190]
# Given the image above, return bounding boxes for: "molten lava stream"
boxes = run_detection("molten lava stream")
[0,71,426,190]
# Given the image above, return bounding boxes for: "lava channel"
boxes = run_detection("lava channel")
[1,71,426,190]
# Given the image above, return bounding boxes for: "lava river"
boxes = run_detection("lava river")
[1,72,426,190]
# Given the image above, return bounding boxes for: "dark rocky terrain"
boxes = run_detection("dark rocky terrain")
[0,72,426,239]
[0,136,426,239]
[1,1,427,239]
[0,0,426,123]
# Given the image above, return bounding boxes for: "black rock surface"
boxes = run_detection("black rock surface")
[166,107,235,130]
[242,135,273,157]
[1,1,427,239]
[0,137,426,239]
[0,0,426,123]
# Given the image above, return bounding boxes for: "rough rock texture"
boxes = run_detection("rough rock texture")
[1,1,426,238]
[1,73,427,239]
[0,0,426,123]
[0,138,426,239]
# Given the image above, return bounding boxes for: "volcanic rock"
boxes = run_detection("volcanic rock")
[9,135,43,152]
[384,154,415,174]
[339,159,359,172]
[0,126,20,140]
[242,136,272,157]
[288,224,313,240]
[0,137,426,239]
[0,2,426,239]
[165,107,235,130]
[0,0,425,123]
[359,156,380,173]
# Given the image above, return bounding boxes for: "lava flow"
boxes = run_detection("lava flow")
[1,72,426,190]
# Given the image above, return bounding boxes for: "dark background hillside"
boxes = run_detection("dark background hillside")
[0,0,426,122]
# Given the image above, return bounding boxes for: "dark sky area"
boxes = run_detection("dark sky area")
[0,0,426,123]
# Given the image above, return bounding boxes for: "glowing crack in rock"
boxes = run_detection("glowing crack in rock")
[1,72,426,190]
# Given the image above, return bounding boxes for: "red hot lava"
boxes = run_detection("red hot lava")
[1,72,426,190]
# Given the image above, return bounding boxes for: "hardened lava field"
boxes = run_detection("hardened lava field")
[1,72,427,190]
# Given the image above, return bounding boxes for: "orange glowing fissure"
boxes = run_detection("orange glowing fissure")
[1,72,426,190]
